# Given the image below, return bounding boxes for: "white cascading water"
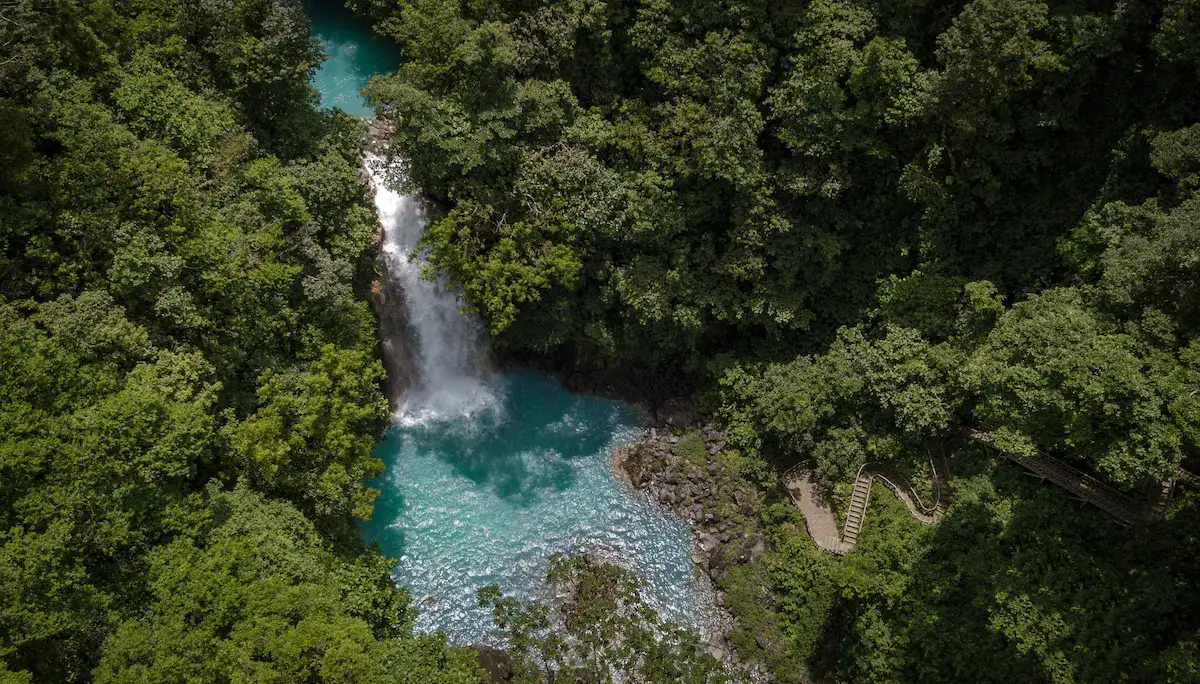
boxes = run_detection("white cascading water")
[366,154,497,422]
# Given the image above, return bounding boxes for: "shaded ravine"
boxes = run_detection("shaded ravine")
[307,9,715,645]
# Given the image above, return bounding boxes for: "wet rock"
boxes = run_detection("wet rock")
[657,397,696,426]
[471,646,514,682]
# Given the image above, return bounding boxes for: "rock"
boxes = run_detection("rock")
[699,534,719,552]
[707,645,726,661]
[471,646,514,682]
[657,397,696,426]
[750,537,766,555]
[756,634,771,651]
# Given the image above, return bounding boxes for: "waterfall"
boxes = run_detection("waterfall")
[367,154,497,423]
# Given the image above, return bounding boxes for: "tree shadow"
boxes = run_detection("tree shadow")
[884,445,1200,682]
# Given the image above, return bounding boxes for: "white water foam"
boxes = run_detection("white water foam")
[366,154,498,424]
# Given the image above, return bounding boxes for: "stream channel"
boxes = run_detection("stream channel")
[307,1,710,645]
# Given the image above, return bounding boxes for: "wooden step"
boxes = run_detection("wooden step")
[842,477,873,545]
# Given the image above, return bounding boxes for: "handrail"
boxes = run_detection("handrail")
[852,458,946,512]
[790,428,1179,556]
[789,456,950,554]
[962,427,1170,525]
[1179,468,1200,488]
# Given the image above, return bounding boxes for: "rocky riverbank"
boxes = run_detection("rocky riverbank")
[611,404,776,679]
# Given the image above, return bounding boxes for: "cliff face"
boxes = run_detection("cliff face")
[364,117,415,412]
[371,272,415,411]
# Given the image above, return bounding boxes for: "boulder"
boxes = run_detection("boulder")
[656,397,696,426]
[471,646,514,682]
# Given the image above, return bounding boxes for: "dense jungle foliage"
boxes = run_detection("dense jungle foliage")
[0,1,483,682]
[4,0,1200,681]
[356,0,1200,680]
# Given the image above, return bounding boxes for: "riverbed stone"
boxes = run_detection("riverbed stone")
[472,646,514,682]
[657,397,696,426]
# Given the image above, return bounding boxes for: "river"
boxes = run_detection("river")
[307,1,709,645]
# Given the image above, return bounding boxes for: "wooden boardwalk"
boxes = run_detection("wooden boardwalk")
[784,456,950,556]
[787,433,1191,555]
[963,428,1174,527]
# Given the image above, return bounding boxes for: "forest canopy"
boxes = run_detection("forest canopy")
[358,0,1200,488]
[0,1,479,682]
[2,0,1199,682]
[357,0,1200,679]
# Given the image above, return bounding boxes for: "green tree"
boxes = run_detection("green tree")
[229,345,390,526]
[94,486,481,684]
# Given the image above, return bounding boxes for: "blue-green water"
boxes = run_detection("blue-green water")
[308,2,399,116]
[308,5,709,644]
[362,372,705,641]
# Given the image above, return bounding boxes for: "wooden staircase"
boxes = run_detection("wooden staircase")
[790,433,1190,556]
[842,474,874,546]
